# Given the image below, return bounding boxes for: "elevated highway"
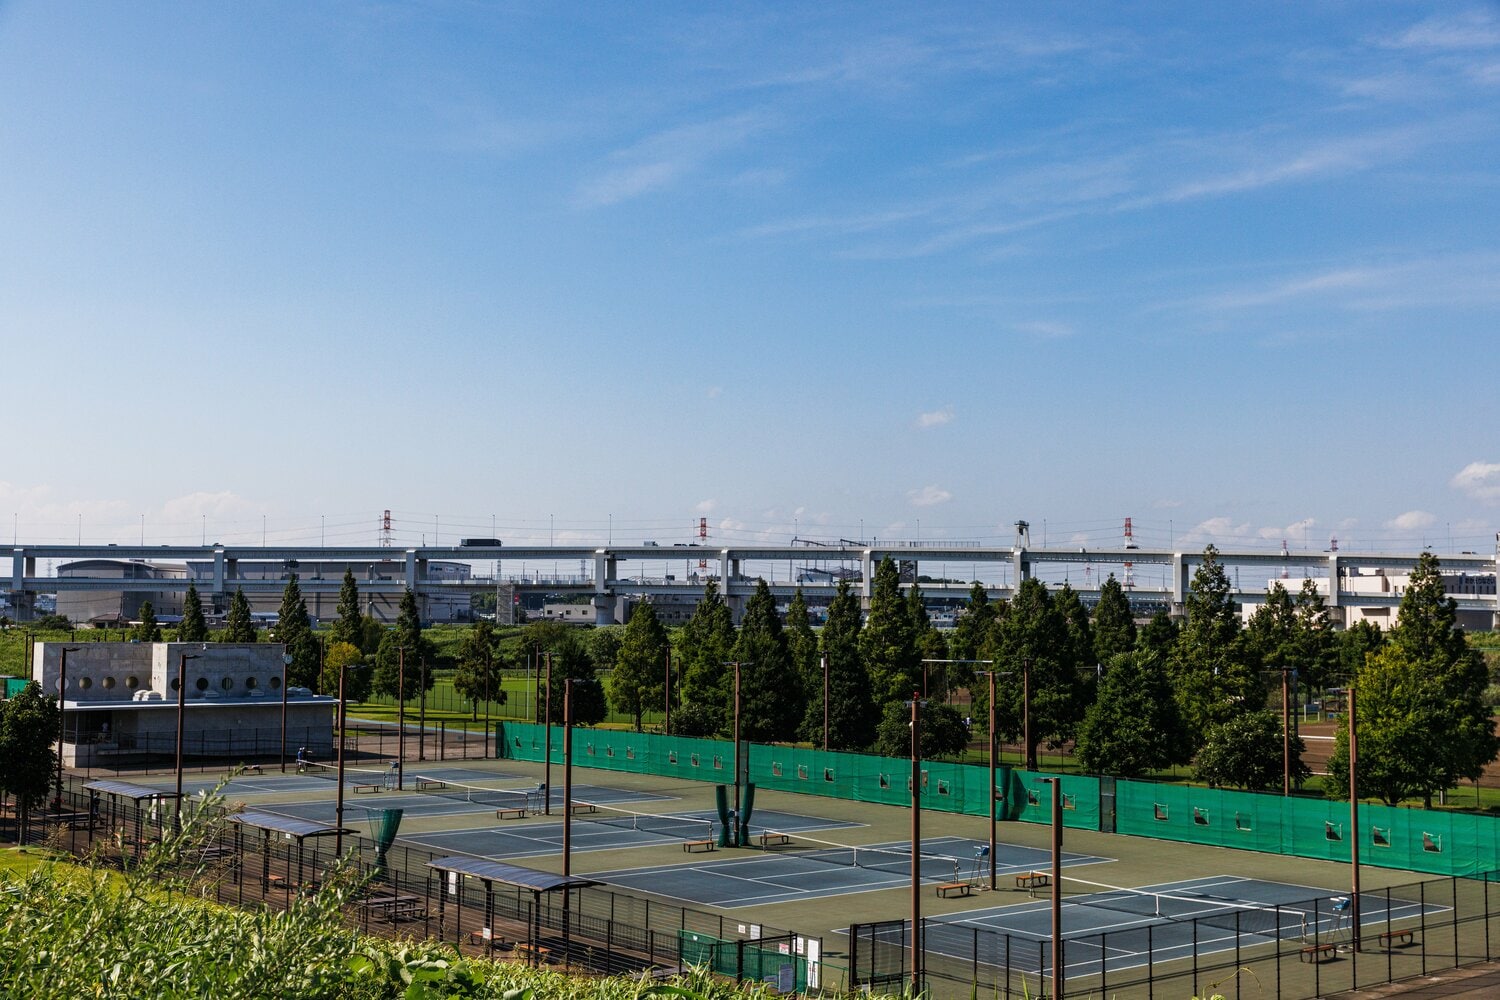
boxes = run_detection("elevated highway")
[6,538,1497,626]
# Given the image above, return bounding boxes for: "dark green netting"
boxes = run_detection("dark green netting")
[1115,779,1500,877]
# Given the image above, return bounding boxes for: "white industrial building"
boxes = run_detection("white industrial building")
[34,641,336,767]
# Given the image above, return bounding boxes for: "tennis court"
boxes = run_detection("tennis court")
[596,834,1110,909]
[923,873,1446,978]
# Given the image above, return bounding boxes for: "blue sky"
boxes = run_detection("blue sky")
[1,2,1498,554]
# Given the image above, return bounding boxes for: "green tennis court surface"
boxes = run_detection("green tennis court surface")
[920,874,1443,978]
[593,835,1109,908]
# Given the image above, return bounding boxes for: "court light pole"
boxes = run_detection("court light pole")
[397,646,406,790]
[726,661,750,842]
[55,645,81,810]
[1281,667,1292,796]
[280,652,292,773]
[335,661,349,855]
[174,650,202,835]
[907,691,925,997]
[1040,776,1064,1000]
[821,653,829,751]
[663,649,671,735]
[1348,685,1361,954]
[543,651,554,815]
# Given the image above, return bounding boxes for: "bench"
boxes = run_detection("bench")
[1378,928,1414,948]
[568,803,597,815]
[515,943,551,963]
[937,881,973,898]
[353,783,382,794]
[495,807,527,820]
[1016,872,1050,891]
[758,831,790,848]
[468,930,507,949]
[244,764,263,775]
[1300,943,1336,963]
[682,839,715,853]
[415,778,447,790]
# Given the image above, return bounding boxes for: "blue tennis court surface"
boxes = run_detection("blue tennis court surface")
[923,875,1445,977]
[596,836,1110,909]
[261,781,673,824]
[165,765,529,798]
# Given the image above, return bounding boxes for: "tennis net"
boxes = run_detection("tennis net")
[756,828,967,881]
[1059,874,1318,941]
[302,762,533,813]
[573,801,716,842]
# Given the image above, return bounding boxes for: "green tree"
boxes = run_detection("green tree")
[453,619,505,721]
[610,602,668,731]
[1136,609,1177,659]
[130,600,162,643]
[1194,709,1310,791]
[0,681,59,841]
[223,587,256,643]
[907,582,951,697]
[860,556,920,706]
[1243,582,1298,674]
[1056,582,1097,706]
[1091,575,1136,663]
[676,581,735,733]
[784,589,820,706]
[537,630,605,726]
[1074,651,1187,777]
[331,568,363,649]
[873,699,969,759]
[178,583,209,643]
[809,579,877,750]
[949,582,997,664]
[1291,578,1339,691]
[1336,619,1385,682]
[586,627,623,674]
[372,589,435,701]
[1326,553,1497,805]
[275,574,320,688]
[732,579,802,743]
[1170,546,1261,747]
[320,640,370,702]
[990,577,1082,770]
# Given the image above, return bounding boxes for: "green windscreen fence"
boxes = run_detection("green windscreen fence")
[497,722,1098,830]
[1116,779,1500,878]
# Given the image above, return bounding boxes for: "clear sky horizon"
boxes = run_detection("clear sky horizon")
[2,3,1497,555]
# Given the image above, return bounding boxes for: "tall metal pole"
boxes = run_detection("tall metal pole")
[55,646,79,810]
[563,679,573,872]
[335,664,348,855]
[909,692,922,997]
[174,651,200,834]
[418,656,427,761]
[397,646,406,789]
[280,651,291,773]
[988,669,997,890]
[822,653,829,751]
[664,649,671,735]
[1023,657,1033,771]
[544,652,553,815]
[1282,668,1291,796]
[483,647,491,760]
[1349,686,1361,953]
[1045,777,1064,1000]
[732,662,743,828]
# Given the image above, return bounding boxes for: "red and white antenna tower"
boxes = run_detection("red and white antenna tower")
[1330,534,1339,552]
[1122,517,1137,589]
[698,517,709,572]
[380,509,393,547]
[1281,538,1290,578]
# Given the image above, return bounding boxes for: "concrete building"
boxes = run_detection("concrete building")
[34,641,336,767]
[1243,569,1497,631]
[56,559,189,627]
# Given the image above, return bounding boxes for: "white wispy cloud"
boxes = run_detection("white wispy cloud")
[694,499,718,514]
[1012,320,1076,339]
[1385,10,1500,51]
[1256,518,1315,542]
[1181,517,1255,544]
[574,112,776,208]
[1385,510,1436,531]
[915,405,954,429]
[1451,461,1500,502]
[908,485,953,507]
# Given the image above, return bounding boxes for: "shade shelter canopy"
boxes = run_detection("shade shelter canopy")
[83,779,181,802]
[230,810,353,840]
[83,779,184,858]
[426,856,601,962]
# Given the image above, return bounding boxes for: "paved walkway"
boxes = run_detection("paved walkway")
[1327,961,1500,998]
